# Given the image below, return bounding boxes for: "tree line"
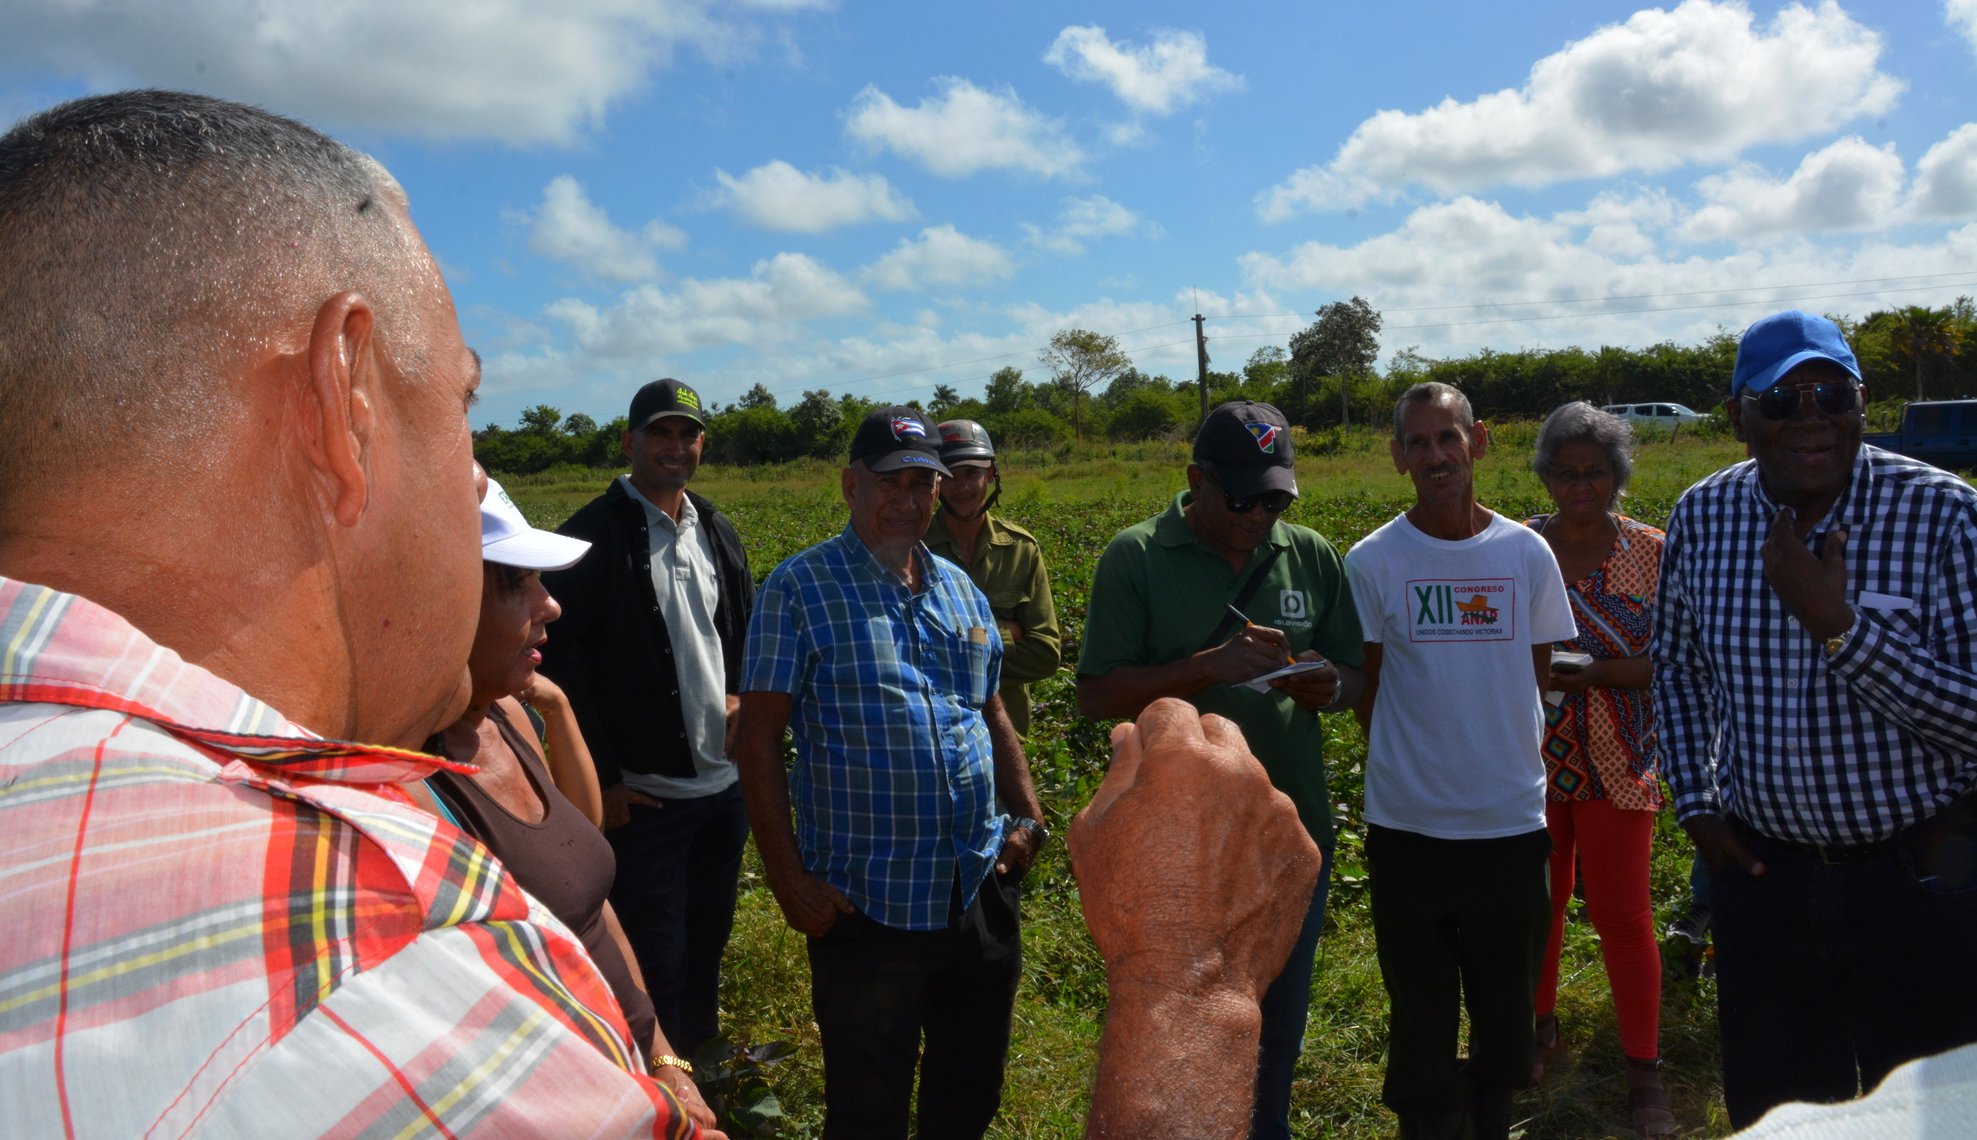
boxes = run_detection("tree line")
[475,298,1975,475]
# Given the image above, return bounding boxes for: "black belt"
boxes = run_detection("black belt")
[1727,815,1898,864]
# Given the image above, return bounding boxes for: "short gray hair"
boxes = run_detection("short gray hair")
[1532,401,1634,507]
[1392,382,1474,441]
[0,90,430,518]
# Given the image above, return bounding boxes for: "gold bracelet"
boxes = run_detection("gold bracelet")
[650,1053,694,1076]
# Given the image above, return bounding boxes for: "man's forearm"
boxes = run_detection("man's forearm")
[998,573,1063,685]
[1078,657,1217,721]
[1087,976,1262,1138]
[998,619,1062,686]
[985,695,1043,822]
[732,701,807,884]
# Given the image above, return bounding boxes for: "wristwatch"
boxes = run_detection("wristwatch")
[1012,816,1049,847]
[1823,612,1858,657]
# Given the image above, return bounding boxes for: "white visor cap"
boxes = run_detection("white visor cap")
[481,477,592,571]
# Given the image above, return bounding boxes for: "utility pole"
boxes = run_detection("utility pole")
[1194,312,1210,424]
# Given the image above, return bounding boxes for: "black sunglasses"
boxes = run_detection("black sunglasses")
[1743,381,1859,422]
[1204,471,1294,515]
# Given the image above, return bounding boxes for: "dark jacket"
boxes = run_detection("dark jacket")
[539,479,753,785]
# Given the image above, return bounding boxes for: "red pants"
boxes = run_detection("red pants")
[1535,797,1661,1061]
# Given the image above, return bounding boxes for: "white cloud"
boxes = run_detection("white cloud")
[1681,137,1905,242]
[1910,123,1977,221]
[845,78,1085,179]
[1555,189,1682,260]
[1043,25,1241,115]
[524,175,686,283]
[1023,194,1153,254]
[1257,0,1904,219]
[0,0,800,145]
[711,160,916,232]
[1950,0,1977,55]
[1240,198,1977,366]
[861,225,1014,291]
[545,252,867,361]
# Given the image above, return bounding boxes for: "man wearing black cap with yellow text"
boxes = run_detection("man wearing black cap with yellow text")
[1077,399,1365,1139]
[735,406,1046,1138]
[539,377,755,1058]
[1655,310,1977,1126]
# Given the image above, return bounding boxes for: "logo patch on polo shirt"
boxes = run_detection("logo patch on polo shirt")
[1276,588,1312,629]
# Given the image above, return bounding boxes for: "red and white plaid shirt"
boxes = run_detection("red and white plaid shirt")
[0,577,696,1138]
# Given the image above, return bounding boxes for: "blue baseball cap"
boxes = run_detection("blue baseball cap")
[1731,310,1862,396]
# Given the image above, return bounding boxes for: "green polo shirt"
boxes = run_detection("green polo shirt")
[1077,490,1365,842]
[924,511,1062,736]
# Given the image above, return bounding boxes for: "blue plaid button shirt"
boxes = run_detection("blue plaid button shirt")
[1653,445,1977,846]
[744,525,1007,930]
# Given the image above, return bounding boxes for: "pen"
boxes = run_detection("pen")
[1227,603,1297,666]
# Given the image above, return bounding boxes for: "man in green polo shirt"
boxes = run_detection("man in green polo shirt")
[1077,399,1365,1140]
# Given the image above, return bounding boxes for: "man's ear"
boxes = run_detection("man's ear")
[1389,437,1406,474]
[1725,395,1748,444]
[840,464,858,507]
[303,291,377,527]
[1472,420,1491,460]
[621,429,635,461]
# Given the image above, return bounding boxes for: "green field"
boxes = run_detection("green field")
[505,423,1752,1139]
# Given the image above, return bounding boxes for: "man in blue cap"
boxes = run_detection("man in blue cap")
[1653,310,1977,1126]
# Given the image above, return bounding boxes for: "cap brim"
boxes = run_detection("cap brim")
[1738,349,1862,395]
[634,409,705,431]
[1202,460,1298,499]
[483,530,593,572]
[865,450,953,476]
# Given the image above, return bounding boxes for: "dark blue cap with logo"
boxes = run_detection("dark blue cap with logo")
[850,406,952,475]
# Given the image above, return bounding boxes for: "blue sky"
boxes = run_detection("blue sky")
[5,1,1975,430]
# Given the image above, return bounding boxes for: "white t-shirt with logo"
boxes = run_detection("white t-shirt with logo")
[1344,510,1574,839]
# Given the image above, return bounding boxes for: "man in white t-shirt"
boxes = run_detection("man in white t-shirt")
[1345,382,1575,1140]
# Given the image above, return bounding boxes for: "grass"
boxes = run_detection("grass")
[506,422,1755,1138]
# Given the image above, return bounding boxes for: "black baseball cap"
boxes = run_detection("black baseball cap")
[629,378,706,430]
[849,406,951,475]
[1192,400,1298,499]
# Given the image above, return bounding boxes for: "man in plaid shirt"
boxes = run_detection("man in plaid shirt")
[0,92,705,1136]
[1653,310,1977,1127]
[735,406,1047,1139]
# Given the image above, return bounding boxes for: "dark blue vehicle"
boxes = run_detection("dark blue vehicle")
[1862,400,1977,472]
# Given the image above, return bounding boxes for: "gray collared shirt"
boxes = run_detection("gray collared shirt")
[618,475,735,798]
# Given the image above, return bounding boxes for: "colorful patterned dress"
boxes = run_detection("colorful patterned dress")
[1527,514,1665,811]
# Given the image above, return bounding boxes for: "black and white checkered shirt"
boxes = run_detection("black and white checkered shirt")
[1653,445,1977,846]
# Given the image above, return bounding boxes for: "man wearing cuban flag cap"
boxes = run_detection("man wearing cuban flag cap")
[736,404,1046,1137]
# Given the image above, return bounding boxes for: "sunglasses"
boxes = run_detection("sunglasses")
[1204,471,1294,515]
[1742,381,1859,422]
